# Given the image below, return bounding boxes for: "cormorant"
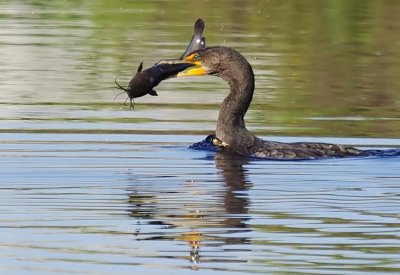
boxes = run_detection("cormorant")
[160,47,367,159]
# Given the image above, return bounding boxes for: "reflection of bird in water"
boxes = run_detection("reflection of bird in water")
[214,152,251,228]
[127,152,251,264]
[163,47,369,160]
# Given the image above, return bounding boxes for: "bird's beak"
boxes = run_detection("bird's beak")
[156,53,207,77]
[176,55,207,77]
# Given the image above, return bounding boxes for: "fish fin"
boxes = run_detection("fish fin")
[180,19,206,59]
[137,62,143,73]
[148,89,158,96]
[194,19,205,36]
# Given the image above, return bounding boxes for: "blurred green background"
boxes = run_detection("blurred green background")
[1,0,400,137]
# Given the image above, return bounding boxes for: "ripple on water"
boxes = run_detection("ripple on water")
[0,133,400,274]
[2,1,400,274]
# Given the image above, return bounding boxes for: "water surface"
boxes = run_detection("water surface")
[1,1,400,274]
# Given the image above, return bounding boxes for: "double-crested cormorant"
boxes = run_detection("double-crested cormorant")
[161,47,367,159]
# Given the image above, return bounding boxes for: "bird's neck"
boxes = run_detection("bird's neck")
[216,64,255,145]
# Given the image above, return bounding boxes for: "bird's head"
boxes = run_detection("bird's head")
[157,46,251,83]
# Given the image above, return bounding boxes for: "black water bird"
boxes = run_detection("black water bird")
[159,47,368,160]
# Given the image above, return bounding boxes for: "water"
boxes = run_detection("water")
[1,1,400,274]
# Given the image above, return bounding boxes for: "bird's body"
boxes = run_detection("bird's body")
[175,46,367,159]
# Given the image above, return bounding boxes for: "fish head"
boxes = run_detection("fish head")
[127,62,154,99]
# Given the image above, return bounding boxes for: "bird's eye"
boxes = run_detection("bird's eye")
[193,54,200,61]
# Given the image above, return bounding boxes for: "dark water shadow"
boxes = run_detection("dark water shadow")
[364,148,400,158]
[213,152,253,228]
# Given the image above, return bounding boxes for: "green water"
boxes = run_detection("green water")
[1,0,400,137]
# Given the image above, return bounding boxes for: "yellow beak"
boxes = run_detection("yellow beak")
[157,53,207,77]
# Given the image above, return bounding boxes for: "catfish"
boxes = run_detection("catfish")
[115,18,207,109]
[157,18,206,65]
[114,61,194,109]
[181,18,206,58]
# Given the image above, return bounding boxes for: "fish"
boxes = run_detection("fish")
[114,61,194,109]
[158,18,206,65]
[115,18,207,109]
[182,18,206,58]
